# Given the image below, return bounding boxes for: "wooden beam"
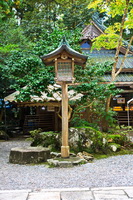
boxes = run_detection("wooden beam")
[17,102,61,107]
[120,69,133,72]
[101,82,133,86]
[121,90,133,93]
[115,82,133,86]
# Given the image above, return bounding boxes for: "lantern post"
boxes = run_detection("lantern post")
[61,82,69,157]
[41,37,88,158]
[54,55,75,157]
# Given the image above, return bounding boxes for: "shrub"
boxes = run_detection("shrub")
[29,126,133,154]
[29,129,61,151]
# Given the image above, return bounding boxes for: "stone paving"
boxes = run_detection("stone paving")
[0,187,133,200]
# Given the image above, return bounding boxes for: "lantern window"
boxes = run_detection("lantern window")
[57,61,73,82]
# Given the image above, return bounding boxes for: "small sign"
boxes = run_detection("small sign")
[47,106,55,111]
[117,98,125,104]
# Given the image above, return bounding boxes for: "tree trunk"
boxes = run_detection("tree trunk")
[0,109,4,122]
[106,0,130,113]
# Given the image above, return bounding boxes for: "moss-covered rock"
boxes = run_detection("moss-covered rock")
[108,143,121,152]
[29,127,133,154]
[0,130,9,140]
[29,129,61,151]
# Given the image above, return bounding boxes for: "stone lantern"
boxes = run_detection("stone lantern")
[41,37,88,158]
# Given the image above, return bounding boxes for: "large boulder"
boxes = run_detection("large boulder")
[0,130,9,140]
[69,127,105,153]
[9,147,50,164]
[29,127,132,154]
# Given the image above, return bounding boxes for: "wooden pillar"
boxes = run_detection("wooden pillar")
[54,107,59,132]
[61,82,69,158]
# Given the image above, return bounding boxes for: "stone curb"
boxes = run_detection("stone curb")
[0,186,133,200]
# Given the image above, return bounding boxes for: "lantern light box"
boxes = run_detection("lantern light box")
[41,37,88,84]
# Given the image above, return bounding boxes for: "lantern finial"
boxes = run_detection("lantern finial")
[59,36,70,48]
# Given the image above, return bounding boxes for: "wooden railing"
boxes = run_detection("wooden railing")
[23,113,55,134]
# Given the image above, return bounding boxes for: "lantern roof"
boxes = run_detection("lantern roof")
[41,37,88,66]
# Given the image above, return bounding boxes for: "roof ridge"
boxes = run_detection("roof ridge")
[91,13,133,53]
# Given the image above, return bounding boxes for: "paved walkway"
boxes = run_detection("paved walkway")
[0,187,133,200]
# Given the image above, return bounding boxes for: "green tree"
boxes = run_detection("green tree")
[0,18,30,48]
[61,0,92,29]
[0,29,81,101]
[88,0,133,110]
[70,61,120,131]
[11,0,93,41]
[0,0,22,20]
[88,0,133,81]
[1,28,119,131]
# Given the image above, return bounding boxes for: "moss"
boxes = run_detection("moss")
[52,157,79,162]
[29,129,60,151]
[29,127,133,156]
[93,149,133,160]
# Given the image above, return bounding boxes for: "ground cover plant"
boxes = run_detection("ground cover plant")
[29,125,133,159]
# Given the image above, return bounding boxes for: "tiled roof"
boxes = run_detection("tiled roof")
[83,49,133,69]
[92,13,106,32]
[4,84,83,103]
[103,73,133,82]
[84,13,133,53]
[41,37,88,66]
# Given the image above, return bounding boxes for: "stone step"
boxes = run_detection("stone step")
[0,187,133,200]
[28,192,60,200]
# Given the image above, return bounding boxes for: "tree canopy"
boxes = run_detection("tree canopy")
[0,0,132,130]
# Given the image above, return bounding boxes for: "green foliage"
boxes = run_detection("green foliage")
[0,28,82,101]
[1,50,54,101]
[33,28,81,56]
[29,127,133,155]
[61,0,92,29]
[29,128,60,151]
[0,0,15,20]
[73,61,119,99]
[0,16,33,98]
[88,0,133,49]
[70,117,91,128]
[0,18,30,48]
[91,34,120,51]
[70,61,120,131]
[79,127,108,153]
[0,44,20,54]
[77,126,133,153]
[108,125,133,147]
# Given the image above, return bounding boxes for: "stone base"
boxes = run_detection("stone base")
[47,157,86,168]
[61,146,69,158]
[9,147,50,164]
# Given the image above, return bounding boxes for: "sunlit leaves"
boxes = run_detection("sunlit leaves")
[91,34,120,50]
[0,0,21,20]
[88,0,133,18]
[88,0,104,10]
[108,0,127,17]
[88,0,133,53]
[105,23,121,34]
[0,44,20,54]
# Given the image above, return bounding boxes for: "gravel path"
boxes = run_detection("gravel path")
[0,140,133,190]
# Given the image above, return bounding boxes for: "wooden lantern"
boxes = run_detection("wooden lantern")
[41,37,88,158]
[41,37,88,84]
[54,56,75,83]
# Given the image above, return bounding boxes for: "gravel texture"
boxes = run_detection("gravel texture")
[0,139,133,190]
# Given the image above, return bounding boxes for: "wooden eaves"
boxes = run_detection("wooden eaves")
[41,37,88,67]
